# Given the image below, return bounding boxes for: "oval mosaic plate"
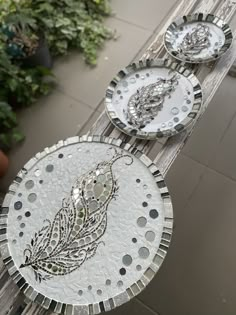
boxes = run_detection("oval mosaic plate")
[105,59,202,139]
[164,13,233,63]
[0,136,173,315]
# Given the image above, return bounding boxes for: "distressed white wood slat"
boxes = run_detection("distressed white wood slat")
[155,31,236,176]
[89,0,201,139]
[3,0,236,314]
[0,278,23,315]
[130,0,230,160]
[154,2,236,176]
[229,60,236,76]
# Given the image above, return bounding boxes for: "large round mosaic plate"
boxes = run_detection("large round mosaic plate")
[0,136,173,314]
[105,59,202,139]
[164,13,233,63]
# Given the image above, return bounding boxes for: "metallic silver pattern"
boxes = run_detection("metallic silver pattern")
[178,23,211,55]
[105,59,203,139]
[20,149,133,282]
[0,136,173,314]
[164,13,233,63]
[126,74,179,129]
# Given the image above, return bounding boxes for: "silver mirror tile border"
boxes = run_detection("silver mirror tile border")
[0,135,173,315]
[105,59,203,140]
[164,13,233,63]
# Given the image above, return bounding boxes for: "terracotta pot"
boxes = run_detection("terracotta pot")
[0,150,9,178]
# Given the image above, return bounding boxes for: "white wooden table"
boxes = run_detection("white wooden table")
[1,0,236,314]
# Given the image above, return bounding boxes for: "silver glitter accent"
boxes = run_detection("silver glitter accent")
[126,74,179,129]
[178,23,211,55]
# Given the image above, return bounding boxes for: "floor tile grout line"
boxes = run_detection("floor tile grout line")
[111,15,154,32]
[182,151,236,184]
[55,86,96,111]
[135,297,161,315]
[218,108,236,143]
[72,15,165,117]
[55,3,177,118]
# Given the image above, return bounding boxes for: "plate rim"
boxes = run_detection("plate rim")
[0,135,174,314]
[105,58,203,140]
[164,12,233,63]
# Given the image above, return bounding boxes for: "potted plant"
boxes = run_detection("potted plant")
[0,148,9,178]
[0,102,24,153]
[2,8,52,69]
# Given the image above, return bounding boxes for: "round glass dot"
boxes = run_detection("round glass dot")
[88,285,92,290]
[142,202,148,207]
[17,215,22,221]
[117,90,121,94]
[137,217,147,227]
[25,180,34,190]
[106,279,111,286]
[124,88,129,93]
[120,268,126,276]
[146,194,152,199]
[46,164,54,172]
[168,122,173,127]
[85,237,91,243]
[20,223,25,229]
[136,265,142,271]
[92,233,97,239]
[135,74,140,78]
[28,193,37,203]
[174,117,179,123]
[58,154,64,158]
[14,201,22,210]
[161,123,166,128]
[149,209,159,219]
[143,184,148,189]
[12,239,17,245]
[141,75,145,80]
[68,154,72,158]
[122,255,132,266]
[25,211,31,217]
[78,290,83,296]
[34,169,41,177]
[186,99,191,104]
[117,281,123,287]
[138,247,150,259]
[39,180,43,184]
[122,80,128,87]
[182,106,188,112]
[132,238,137,243]
[146,73,150,77]
[171,107,179,115]
[145,231,155,242]
[97,290,102,296]
[19,232,24,237]
[120,96,123,100]
[136,179,141,183]
[18,193,22,197]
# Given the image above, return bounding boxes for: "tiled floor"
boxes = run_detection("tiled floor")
[1,1,236,315]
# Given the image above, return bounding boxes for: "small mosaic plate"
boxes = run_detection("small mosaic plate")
[164,13,233,63]
[105,59,202,139]
[0,136,173,315]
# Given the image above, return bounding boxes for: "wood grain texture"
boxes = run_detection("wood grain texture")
[2,0,236,314]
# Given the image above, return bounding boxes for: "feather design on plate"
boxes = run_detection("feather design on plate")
[126,74,178,129]
[178,23,211,55]
[20,148,133,282]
